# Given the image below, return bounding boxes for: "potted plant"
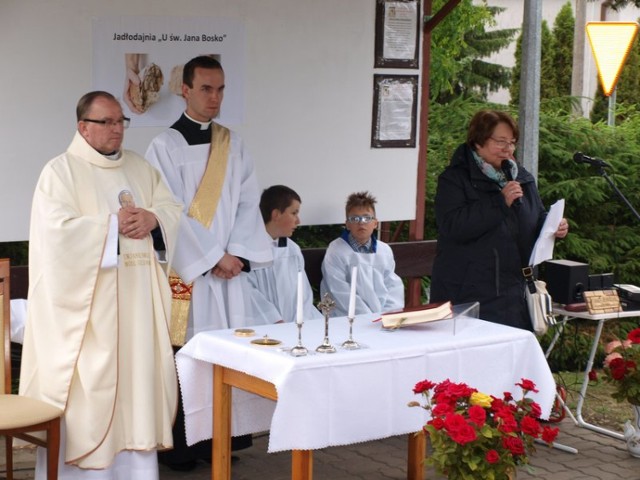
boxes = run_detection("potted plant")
[410,378,559,479]
[603,327,640,457]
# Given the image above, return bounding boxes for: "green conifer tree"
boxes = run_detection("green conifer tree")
[430,2,517,103]
[434,6,518,103]
[550,2,575,98]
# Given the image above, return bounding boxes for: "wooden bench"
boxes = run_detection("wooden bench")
[9,240,438,301]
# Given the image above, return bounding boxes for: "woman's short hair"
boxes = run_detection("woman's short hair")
[466,110,519,148]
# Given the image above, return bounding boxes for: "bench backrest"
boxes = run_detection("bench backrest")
[302,240,437,291]
[9,240,438,299]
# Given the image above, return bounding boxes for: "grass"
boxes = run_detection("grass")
[553,370,633,431]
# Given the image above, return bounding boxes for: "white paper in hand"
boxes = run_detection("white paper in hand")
[529,199,565,267]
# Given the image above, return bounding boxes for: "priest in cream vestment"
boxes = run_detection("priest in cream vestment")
[19,91,182,480]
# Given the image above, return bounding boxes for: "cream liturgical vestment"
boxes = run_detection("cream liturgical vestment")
[145,115,272,338]
[320,235,405,317]
[19,132,181,472]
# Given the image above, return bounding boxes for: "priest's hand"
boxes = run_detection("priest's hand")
[212,253,244,279]
[119,207,159,239]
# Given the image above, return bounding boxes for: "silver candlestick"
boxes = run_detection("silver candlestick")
[341,315,361,350]
[316,293,337,353]
[290,321,308,357]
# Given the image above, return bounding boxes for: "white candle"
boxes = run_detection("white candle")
[348,266,358,318]
[296,270,304,324]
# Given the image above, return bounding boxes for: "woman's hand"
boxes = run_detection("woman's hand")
[501,180,523,207]
[555,218,569,239]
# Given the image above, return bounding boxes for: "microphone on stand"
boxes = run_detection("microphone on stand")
[573,152,610,168]
[500,159,522,206]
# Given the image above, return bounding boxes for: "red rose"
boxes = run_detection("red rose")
[541,426,559,444]
[609,357,625,368]
[485,449,500,464]
[627,328,640,344]
[413,380,436,394]
[496,411,518,433]
[502,435,525,456]
[429,417,445,430]
[444,413,477,445]
[445,381,475,399]
[448,423,477,445]
[503,392,513,402]
[432,402,454,417]
[529,401,542,419]
[588,369,598,381]
[468,405,487,426]
[516,378,539,393]
[520,415,541,437]
[609,357,630,380]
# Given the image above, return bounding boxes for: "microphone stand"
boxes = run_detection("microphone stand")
[596,165,640,222]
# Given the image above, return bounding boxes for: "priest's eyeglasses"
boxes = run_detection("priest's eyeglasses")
[347,215,376,224]
[83,117,131,129]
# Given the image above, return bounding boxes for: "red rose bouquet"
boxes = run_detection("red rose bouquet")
[603,327,640,405]
[410,378,559,480]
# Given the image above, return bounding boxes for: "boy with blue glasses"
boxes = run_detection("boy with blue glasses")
[320,191,404,316]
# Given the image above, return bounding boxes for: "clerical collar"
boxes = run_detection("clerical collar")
[184,112,212,130]
[171,114,213,146]
[103,150,121,160]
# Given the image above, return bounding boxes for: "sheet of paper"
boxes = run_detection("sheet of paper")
[529,199,565,267]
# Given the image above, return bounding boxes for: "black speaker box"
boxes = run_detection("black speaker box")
[542,260,589,305]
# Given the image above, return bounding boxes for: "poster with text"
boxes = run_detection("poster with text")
[93,16,245,127]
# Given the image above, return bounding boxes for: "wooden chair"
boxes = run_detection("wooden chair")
[0,258,63,480]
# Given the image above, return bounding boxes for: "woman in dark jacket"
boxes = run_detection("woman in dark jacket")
[430,110,568,330]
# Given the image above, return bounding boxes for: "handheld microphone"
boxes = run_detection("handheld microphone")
[500,159,522,206]
[573,152,610,168]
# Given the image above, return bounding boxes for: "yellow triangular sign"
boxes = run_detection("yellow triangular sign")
[586,22,639,97]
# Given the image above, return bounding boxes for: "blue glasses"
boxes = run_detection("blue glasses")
[347,215,376,224]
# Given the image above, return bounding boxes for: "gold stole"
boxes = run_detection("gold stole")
[169,123,230,346]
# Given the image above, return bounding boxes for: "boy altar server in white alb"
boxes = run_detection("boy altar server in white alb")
[321,191,404,317]
[247,185,322,323]
[19,91,181,479]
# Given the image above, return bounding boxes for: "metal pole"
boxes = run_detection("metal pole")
[517,0,542,182]
[607,87,616,127]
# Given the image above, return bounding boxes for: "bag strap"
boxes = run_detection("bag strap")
[522,266,537,294]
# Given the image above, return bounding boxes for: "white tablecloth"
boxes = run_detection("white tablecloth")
[176,312,556,453]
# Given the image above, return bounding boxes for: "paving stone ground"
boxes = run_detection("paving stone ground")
[2,418,639,479]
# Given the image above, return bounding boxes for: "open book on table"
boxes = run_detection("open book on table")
[380,301,453,329]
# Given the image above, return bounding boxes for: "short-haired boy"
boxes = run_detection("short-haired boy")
[247,185,322,323]
[320,191,404,316]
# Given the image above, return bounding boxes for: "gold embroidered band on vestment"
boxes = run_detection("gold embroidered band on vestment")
[169,122,230,346]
